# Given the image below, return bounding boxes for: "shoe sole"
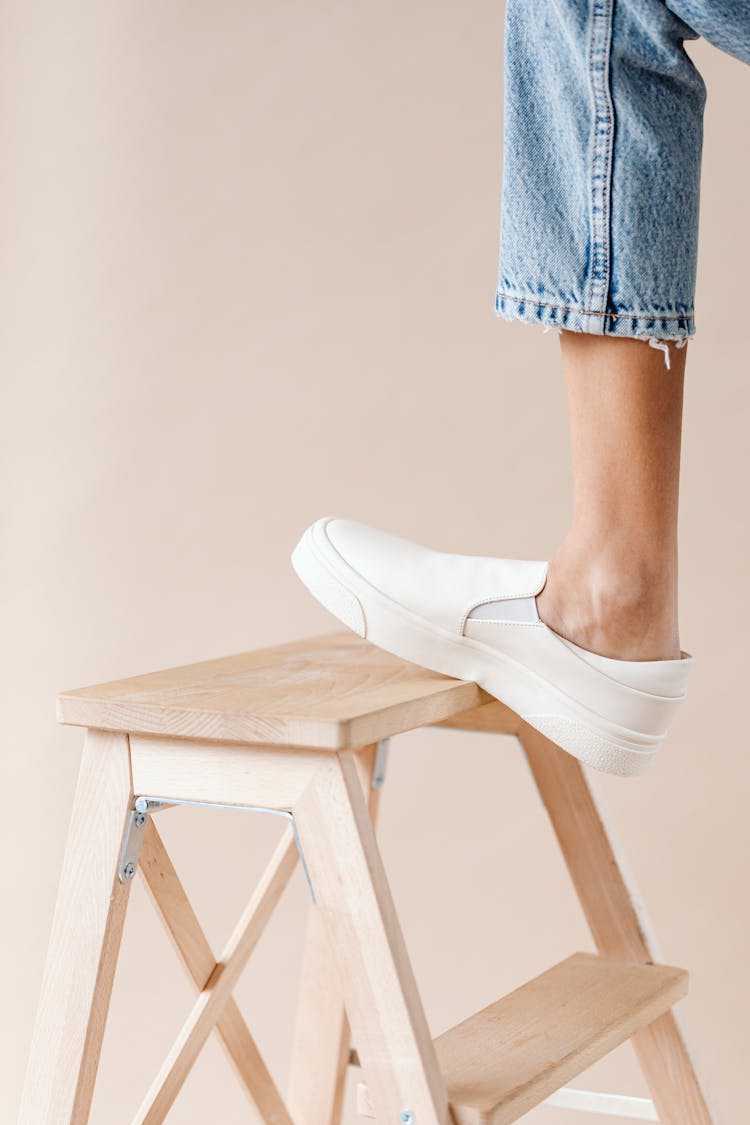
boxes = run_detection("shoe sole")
[292,520,664,777]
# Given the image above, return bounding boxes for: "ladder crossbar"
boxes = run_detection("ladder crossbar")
[543,1087,658,1119]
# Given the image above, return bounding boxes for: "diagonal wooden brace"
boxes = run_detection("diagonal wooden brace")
[132,825,299,1123]
[138,819,293,1124]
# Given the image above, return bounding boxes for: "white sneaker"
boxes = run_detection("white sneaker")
[291,517,695,777]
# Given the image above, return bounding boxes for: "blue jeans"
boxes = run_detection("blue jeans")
[495,1,750,344]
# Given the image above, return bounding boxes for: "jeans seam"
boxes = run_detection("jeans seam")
[585,0,616,319]
[495,291,693,322]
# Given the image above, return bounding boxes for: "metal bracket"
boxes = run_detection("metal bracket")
[117,741,391,891]
[117,807,150,883]
[117,795,317,904]
[371,738,390,789]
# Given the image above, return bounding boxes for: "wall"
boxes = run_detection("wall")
[3,2,747,1121]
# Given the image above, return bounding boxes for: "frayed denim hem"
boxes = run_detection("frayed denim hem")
[494,289,695,342]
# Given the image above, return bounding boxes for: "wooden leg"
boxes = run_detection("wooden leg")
[519,723,716,1125]
[287,743,382,1125]
[293,748,450,1125]
[19,730,134,1125]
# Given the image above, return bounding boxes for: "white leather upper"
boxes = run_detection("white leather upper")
[463,617,688,732]
[299,516,695,747]
[323,517,548,635]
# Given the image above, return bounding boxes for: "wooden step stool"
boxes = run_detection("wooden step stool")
[19,631,714,1125]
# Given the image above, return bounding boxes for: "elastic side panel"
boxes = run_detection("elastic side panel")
[467,597,540,624]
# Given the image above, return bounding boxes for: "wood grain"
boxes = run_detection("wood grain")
[18,730,134,1124]
[57,631,486,748]
[139,820,292,1124]
[435,952,686,1125]
[519,723,715,1124]
[293,750,450,1124]
[358,953,686,1124]
[133,826,299,1123]
[129,733,323,810]
[431,700,520,734]
[287,743,382,1125]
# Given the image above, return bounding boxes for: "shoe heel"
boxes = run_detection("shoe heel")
[522,713,661,778]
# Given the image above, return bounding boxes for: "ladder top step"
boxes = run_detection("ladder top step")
[434,952,687,1125]
[56,630,509,748]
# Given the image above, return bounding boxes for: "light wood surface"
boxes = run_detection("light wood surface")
[359,953,687,1124]
[358,953,687,1124]
[293,749,451,1124]
[57,631,487,748]
[134,825,299,1123]
[18,731,134,1125]
[431,700,520,735]
[24,639,714,1124]
[139,820,292,1124]
[287,743,381,1125]
[519,723,715,1125]
[129,733,323,810]
[435,952,686,1125]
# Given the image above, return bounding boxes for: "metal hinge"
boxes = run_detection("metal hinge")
[117,795,317,903]
[371,738,390,789]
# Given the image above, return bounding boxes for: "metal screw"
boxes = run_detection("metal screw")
[122,862,136,880]
[134,812,147,827]
[400,1113,415,1124]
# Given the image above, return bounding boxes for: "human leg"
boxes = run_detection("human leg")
[535,332,686,661]
[497,1,748,661]
[288,4,750,773]
[495,0,707,342]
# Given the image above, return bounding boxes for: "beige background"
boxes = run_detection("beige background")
[3,2,748,1121]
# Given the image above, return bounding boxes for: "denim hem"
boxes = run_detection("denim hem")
[494,289,695,340]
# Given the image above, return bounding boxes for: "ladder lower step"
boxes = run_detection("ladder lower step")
[356,951,687,1124]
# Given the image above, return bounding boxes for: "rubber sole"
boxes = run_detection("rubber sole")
[291,520,664,777]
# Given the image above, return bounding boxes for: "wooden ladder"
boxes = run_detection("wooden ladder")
[18,631,714,1124]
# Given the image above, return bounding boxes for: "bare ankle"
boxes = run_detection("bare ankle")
[536,552,680,661]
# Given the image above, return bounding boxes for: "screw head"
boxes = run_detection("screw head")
[134,812,147,827]
[122,863,136,880]
[400,1113,415,1124]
